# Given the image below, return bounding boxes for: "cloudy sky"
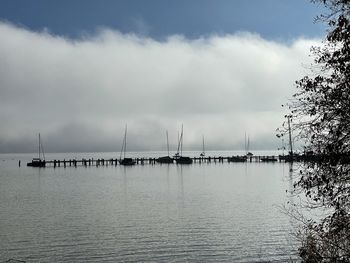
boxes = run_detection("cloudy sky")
[0,0,324,153]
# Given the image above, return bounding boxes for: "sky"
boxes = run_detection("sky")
[0,1,326,153]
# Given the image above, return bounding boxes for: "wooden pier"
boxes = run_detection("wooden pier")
[28,155,296,168]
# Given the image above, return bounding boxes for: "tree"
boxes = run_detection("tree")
[285,0,350,262]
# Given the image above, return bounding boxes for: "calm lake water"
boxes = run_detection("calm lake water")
[0,152,298,262]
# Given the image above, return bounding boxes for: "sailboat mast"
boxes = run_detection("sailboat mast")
[38,133,41,160]
[124,125,127,159]
[119,137,124,160]
[41,137,45,160]
[166,130,169,157]
[119,125,127,160]
[176,131,180,156]
[247,136,250,153]
[180,125,183,156]
[202,135,205,155]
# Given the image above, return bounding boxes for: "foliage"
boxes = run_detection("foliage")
[285,0,350,262]
[298,210,350,262]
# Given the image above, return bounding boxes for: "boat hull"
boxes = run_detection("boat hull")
[119,158,136,166]
[175,156,193,164]
[27,160,46,167]
[228,156,247,162]
[156,156,173,164]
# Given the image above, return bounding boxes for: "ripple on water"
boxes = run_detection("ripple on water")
[0,160,298,262]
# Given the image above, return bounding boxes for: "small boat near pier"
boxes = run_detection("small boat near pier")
[27,133,46,167]
[119,125,136,166]
[156,130,173,164]
[174,125,193,164]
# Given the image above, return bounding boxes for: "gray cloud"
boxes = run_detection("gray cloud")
[0,22,319,153]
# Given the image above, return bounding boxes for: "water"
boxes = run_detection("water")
[0,152,297,262]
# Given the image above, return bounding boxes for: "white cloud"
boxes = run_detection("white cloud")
[0,22,320,152]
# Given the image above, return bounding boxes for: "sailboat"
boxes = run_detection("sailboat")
[246,134,253,157]
[156,130,173,164]
[228,133,247,162]
[174,125,193,164]
[173,131,180,159]
[27,133,46,167]
[119,125,136,166]
[200,135,205,157]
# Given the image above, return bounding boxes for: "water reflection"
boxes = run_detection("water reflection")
[176,165,185,204]
[122,166,128,198]
[0,158,298,262]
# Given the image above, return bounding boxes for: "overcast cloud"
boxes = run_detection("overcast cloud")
[0,22,320,153]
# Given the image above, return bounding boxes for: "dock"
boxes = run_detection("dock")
[27,155,304,168]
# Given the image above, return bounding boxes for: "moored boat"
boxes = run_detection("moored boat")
[174,125,193,164]
[119,157,136,166]
[156,156,173,164]
[175,156,193,164]
[228,156,247,162]
[200,135,205,157]
[27,158,46,167]
[27,133,46,167]
[156,130,174,164]
[119,125,136,166]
